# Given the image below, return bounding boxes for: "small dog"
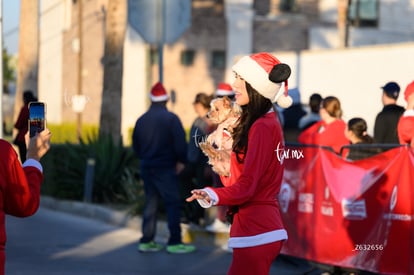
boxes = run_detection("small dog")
[199,96,241,176]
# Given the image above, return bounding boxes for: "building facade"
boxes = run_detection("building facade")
[38,0,414,143]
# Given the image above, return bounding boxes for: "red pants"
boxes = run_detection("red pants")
[228,241,282,275]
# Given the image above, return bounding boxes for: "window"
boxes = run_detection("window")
[211,50,225,69]
[180,50,195,66]
[279,0,296,12]
[348,0,378,27]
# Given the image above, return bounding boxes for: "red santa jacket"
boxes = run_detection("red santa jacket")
[0,140,43,275]
[220,152,241,187]
[202,112,288,248]
[14,104,30,143]
[298,119,348,154]
[397,110,414,146]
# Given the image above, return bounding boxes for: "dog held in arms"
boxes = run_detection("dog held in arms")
[199,96,241,177]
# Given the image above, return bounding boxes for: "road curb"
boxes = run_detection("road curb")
[40,196,141,229]
[39,196,228,247]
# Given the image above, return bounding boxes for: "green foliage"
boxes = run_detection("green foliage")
[79,133,141,203]
[48,123,99,144]
[41,132,145,213]
[2,48,16,94]
[185,127,191,142]
[125,126,134,146]
[41,144,83,199]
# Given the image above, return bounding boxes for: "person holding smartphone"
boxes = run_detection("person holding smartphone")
[13,90,37,162]
[0,128,51,275]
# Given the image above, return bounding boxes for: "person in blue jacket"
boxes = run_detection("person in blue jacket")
[132,82,196,254]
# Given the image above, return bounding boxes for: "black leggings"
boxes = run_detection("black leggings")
[15,141,27,163]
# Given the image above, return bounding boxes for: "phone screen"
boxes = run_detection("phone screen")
[29,102,46,138]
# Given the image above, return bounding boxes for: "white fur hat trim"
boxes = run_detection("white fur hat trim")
[232,55,282,103]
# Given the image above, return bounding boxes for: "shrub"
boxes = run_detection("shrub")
[41,133,144,211]
[47,123,99,144]
[41,144,83,199]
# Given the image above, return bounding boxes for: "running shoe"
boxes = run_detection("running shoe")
[166,243,196,254]
[138,241,163,252]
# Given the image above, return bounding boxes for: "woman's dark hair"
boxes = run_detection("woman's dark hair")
[232,82,273,163]
[348,117,373,144]
[309,93,322,113]
[23,90,37,104]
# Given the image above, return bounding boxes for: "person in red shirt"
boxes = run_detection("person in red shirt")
[397,80,414,148]
[187,52,292,275]
[0,129,51,275]
[13,90,37,162]
[298,96,348,154]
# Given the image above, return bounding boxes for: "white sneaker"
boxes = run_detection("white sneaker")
[221,243,233,253]
[205,219,230,233]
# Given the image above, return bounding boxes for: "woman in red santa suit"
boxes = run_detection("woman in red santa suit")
[397,80,414,148]
[187,52,292,275]
[298,96,348,154]
[0,129,51,275]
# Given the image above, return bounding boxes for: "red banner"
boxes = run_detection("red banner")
[279,145,414,275]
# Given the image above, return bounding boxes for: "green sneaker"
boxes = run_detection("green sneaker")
[138,241,163,252]
[166,243,196,254]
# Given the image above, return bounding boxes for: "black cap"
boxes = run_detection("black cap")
[381,82,400,99]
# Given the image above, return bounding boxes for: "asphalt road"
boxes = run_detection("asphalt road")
[5,207,320,275]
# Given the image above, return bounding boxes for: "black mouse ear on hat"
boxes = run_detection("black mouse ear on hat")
[269,63,291,83]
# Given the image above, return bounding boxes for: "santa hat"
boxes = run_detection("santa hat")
[232,52,292,108]
[150,82,169,102]
[404,80,414,102]
[215,82,235,97]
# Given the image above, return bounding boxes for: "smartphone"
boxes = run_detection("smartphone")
[28,102,46,138]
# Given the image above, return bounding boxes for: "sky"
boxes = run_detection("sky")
[3,0,20,54]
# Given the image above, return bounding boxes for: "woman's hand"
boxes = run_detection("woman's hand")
[186,189,211,203]
[26,129,52,161]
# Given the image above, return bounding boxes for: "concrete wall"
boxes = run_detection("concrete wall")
[274,42,414,135]
[225,0,254,82]
[318,0,414,28]
[379,0,414,32]
[122,27,148,144]
[39,0,64,123]
[38,0,147,144]
[61,0,107,126]
[313,0,414,49]
[37,0,414,143]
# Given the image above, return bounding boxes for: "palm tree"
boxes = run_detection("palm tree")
[13,0,39,122]
[99,0,127,143]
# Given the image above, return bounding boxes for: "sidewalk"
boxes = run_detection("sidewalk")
[39,196,223,246]
[40,196,148,232]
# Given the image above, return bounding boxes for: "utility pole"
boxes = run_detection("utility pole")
[157,0,165,83]
[344,0,351,47]
[337,0,350,48]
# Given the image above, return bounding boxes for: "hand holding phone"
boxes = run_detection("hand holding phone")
[29,102,46,138]
[26,128,52,161]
